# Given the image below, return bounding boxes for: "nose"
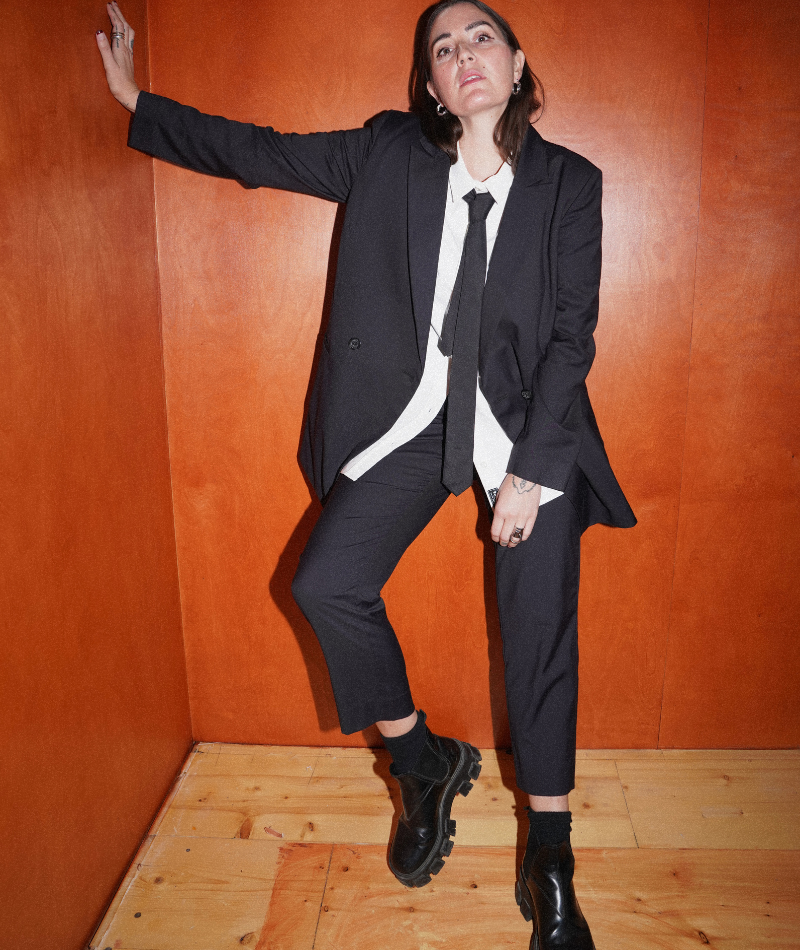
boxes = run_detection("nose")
[456,43,474,65]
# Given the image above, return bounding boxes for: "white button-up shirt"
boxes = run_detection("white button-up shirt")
[341,147,561,507]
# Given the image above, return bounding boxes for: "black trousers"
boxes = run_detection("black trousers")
[292,407,582,796]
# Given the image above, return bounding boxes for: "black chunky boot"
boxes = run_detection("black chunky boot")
[387,713,482,888]
[516,837,596,949]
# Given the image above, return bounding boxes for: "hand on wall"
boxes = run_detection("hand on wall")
[96,1,140,112]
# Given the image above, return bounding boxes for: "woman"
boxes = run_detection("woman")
[97,2,635,946]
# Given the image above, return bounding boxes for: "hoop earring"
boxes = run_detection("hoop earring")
[512,81,521,95]
[436,102,447,116]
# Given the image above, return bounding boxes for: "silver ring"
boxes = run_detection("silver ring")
[511,526,523,540]
[111,31,125,38]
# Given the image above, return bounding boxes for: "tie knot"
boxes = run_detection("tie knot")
[464,189,495,223]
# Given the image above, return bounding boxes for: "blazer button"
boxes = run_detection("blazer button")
[349,338,361,350]
[521,390,532,400]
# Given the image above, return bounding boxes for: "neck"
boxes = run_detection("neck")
[458,107,506,181]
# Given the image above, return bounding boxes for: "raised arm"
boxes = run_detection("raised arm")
[96,2,140,113]
[95,3,377,202]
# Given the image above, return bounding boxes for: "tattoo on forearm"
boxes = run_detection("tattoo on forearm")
[511,476,537,495]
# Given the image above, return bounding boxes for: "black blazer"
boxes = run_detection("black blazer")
[129,92,635,530]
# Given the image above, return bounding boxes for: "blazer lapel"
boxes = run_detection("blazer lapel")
[481,125,551,355]
[408,134,450,364]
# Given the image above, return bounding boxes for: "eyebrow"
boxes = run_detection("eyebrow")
[431,20,494,48]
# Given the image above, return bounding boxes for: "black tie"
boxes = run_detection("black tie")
[439,189,495,495]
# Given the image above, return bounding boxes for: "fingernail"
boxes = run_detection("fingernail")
[96,29,103,34]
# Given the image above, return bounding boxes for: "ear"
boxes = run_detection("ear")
[426,80,441,107]
[513,49,525,83]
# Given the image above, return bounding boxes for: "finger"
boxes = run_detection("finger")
[107,22,125,53]
[111,6,135,56]
[107,4,127,49]
[110,1,132,33]
[95,30,116,69]
[491,512,513,545]
[490,512,503,544]
[499,519,517,548]
[107,1,123,33]
[520,513,537,542]
[97,27,123,74]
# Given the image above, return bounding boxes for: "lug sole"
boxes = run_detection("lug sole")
[389,741,482,888]
[516,873,540,949]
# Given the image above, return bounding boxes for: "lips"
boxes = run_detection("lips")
[459,71,483,86]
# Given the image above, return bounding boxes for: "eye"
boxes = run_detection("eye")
[475,31,493,43]
[435,45,452,59]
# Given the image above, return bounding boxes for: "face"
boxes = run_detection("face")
[426,3,524,121]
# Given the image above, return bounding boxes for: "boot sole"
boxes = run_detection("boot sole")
[516,873,534,921]
[516,874,539,948]
[389,740,482,888]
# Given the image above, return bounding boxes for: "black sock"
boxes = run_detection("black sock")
[527,807,572,847]
[382,710,428,775]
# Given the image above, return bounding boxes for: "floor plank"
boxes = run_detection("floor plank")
[92,836,284,950]
[189,747,319,779]
[585,749,800,761]
[196,744,800,761]
[156,749,635,848]
[89,834,157,950]
[618,759,800,849]
[314,846,800,950]
[584,849,800,949]
[91,747,800,950]
[254,844,332,950]
[315,845,530,949]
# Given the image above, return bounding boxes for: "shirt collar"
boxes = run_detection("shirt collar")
[449,142,515,207]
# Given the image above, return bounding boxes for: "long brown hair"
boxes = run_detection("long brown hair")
[409,0,544,171]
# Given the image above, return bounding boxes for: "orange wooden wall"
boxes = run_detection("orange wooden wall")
[3,2,798,946]
[661,0,800,746]
[146,0,799,751]
[0,3,191,948]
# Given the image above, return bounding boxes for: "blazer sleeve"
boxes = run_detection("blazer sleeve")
[507,166,602,490]
[128,91,379,203]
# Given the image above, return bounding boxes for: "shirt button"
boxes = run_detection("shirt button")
[349,338,361,350]
[521,390,532,400]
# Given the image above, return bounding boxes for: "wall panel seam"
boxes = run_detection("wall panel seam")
[145,0,194,738]
[657,0,712,748]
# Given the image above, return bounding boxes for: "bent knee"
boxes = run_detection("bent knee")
[292,553,379,621]
[291,561,322,616]
[291,554,349,616]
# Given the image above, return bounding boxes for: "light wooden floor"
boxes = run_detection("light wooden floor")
[90,745,800,950]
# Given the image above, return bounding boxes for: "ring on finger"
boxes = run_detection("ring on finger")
[111,30,125,37]
[511,526,524,540]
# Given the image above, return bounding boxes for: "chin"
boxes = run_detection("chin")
[456,96,506,118]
